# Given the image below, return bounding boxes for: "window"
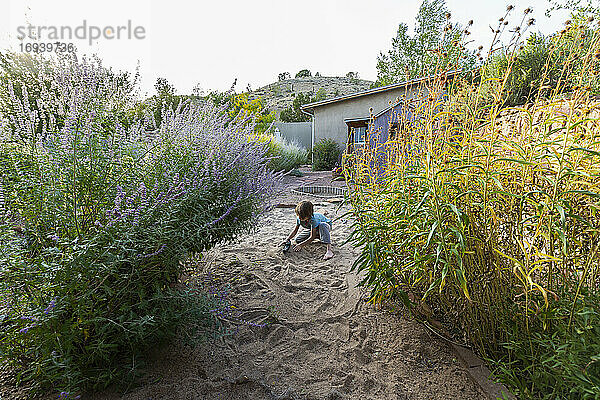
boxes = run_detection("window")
[354,126,366,144]
[388,123,399,141]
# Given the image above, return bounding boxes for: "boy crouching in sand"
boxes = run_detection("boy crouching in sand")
[282,200,334,260]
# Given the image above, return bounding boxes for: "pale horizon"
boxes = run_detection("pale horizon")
[0,0,572,97]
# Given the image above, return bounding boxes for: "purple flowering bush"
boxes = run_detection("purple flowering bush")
[0,56,279,394]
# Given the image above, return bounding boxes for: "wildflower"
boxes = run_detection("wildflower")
[44,298,56,314]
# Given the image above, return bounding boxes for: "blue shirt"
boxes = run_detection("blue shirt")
[297,213,331,230]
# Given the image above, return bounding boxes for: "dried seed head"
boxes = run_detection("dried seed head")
[478,45,483,50]
[504,21,509,25]
[499,17,504,22]
[445,12,451,19]
[507,5,514,11]
[468,19,473,26]
[588,16,595,23]
[565,19,571,25]
[527,18,535,26]
[524,7,532,14]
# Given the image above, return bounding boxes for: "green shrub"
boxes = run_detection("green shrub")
[0,56,278,396]
[482,33,558,107]
[453,23,600,110]
[312,138,341,171]
[265,133,307,172]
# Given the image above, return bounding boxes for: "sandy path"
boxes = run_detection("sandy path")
[88,171,485,400]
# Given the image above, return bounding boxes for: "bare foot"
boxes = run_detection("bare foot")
[323,250,334,260]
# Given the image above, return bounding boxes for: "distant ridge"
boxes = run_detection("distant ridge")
[249,76,374,117]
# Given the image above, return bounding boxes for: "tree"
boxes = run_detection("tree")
[141,77,183,129]
[375,0,474,86]
[278,72,291,81]
[346,71,359,79]
[546,0,600,16]
[191,83,204,97]
[228,93,275,133]
[154,77,175,96]
[280,89,326,122]
[295,69,312,78]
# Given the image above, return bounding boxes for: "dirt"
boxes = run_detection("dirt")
[3,169,486,400]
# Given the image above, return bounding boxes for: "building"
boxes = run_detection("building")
[300,73,454,154]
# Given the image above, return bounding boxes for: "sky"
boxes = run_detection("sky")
[0,0,572,97]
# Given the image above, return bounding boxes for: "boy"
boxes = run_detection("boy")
[282,200,334,260]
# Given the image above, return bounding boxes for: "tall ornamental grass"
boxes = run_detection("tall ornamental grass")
[0,55,279,395]
[252,131,307,172]
[345,11,600,399]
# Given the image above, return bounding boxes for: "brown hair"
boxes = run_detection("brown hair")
[295,200,314,220]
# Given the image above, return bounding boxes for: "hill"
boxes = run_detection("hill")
[250,76,374,116]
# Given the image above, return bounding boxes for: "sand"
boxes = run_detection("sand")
[3,170,486,400]
[89,170,485,400]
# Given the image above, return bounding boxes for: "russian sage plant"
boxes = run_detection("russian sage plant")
[0,55,279,394]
